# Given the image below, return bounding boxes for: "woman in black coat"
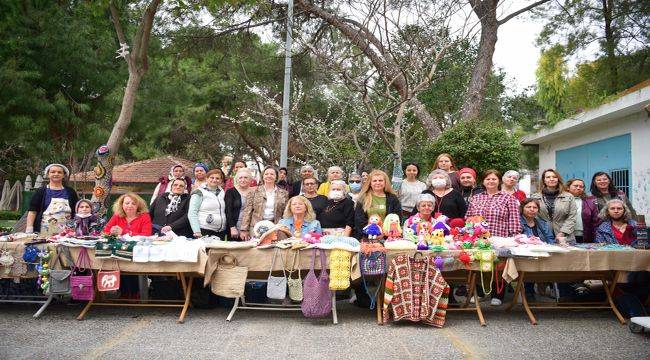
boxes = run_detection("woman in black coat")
[149,179,192,237]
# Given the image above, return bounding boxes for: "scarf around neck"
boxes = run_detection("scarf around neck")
[166,193,182,216]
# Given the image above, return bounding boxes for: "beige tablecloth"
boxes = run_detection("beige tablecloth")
[207,248,482,281]
[503,250,650,282]
[66,246,208,275]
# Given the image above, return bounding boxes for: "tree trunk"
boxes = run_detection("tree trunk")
[460,1,499,121]
[602,0,618,92]
[91,71,143,216]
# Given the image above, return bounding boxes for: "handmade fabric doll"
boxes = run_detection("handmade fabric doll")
[382,213,402,241]
[363,214,384,240]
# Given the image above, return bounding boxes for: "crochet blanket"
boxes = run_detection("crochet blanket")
[383,254,449,327]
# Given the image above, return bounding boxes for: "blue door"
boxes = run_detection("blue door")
[555,134,632,198]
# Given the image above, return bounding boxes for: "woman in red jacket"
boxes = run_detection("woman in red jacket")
[103,192,152,236]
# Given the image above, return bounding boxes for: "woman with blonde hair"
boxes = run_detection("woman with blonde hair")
[434,153,460,190]
[103,192,152,236]
[353,170,401,239]
[278,196,322,238]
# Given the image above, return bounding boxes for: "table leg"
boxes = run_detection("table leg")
[516,272,537,325]
[461,271,472,308]
[506,274,523,312]
[601,275,626,325]
[376,276,385,325]
[226,297,240,322]
[179,272,187,294]
[32,294,54,318]
[468,273,486,326]
[177,274,193,324]
[331,292,338,325]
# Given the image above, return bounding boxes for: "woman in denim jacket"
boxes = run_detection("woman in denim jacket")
[519,198,556,244]
[278,196,322,238]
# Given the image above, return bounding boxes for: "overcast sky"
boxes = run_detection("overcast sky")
[493,16,543,94]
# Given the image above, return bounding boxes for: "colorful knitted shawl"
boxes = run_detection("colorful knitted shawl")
[382,254,449,327]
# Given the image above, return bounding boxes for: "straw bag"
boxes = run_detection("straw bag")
[211,254,248,298]
[70,247,94,301]
[287,250,303,302]
[49,246,74,295]
[301,249,331,318]
[97,259,120,292]
[328,249,351,291]
[266,248,287,300]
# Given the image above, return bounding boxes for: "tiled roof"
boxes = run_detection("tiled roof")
[70,156,196,184]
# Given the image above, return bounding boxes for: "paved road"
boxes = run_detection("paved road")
[0,301,648,360]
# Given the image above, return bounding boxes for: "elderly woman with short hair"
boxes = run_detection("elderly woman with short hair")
[290,165,316,197]
[318,180,355,236]
[415,169,467,219]
[278,196,322,238]
[317,166,346,196]
[501,170,526,203]
[224,168,255,241]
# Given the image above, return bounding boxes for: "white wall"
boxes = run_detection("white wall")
[537,110,650,215]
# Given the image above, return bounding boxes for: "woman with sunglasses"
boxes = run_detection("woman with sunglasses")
[300,176,328,218]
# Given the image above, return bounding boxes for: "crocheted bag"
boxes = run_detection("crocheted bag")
[328,249,351,290]
[49,246,74,295]
[70,248,94,301]
[301,249,331,318]
[360,251,386,309]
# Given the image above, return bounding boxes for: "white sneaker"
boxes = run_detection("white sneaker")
[490,298,502,306]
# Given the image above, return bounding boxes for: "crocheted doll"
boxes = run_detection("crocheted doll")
[432,214,451,235]
[363,214,384,240]
[416,221,433,250]
[382,213,402,241]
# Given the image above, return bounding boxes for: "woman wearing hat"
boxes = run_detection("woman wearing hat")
[192,162,209,190]
[26,163,79,236]
[150,164,192,204]
[457,167,484,205]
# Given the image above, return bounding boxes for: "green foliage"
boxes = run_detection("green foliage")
[0,211,21,220]
[535,45,567,124]
[427,120,521,176]
[0,1,120,179]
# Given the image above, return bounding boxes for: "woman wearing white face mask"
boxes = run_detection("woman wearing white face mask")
[319,180,355,236]
[414,169,467,219]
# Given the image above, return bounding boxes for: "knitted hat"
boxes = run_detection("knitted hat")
[43,163,70,178]
[457,167,477,180]
[194,162,209,172]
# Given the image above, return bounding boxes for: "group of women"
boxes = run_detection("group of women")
[25,159,641,304]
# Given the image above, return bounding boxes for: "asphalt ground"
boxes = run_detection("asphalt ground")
[1,299,648,360]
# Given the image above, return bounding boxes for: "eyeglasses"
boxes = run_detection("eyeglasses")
[349,180,361,184]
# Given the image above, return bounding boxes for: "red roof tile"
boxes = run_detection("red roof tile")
[70,156,196,184]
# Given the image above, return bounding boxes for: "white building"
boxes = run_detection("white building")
[521,82,650,216]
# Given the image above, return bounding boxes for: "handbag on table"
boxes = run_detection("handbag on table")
[49,246,75,295]
[70,247,94,301]
[97,259,121,292]
[301,249,332,318]
[287,250,303,302]
[211,254,248,298]
[266,248,287,301]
